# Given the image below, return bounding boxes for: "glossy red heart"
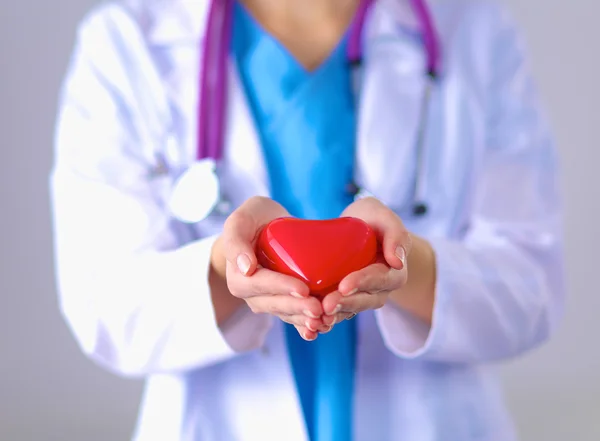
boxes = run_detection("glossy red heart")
[256,217,378,298]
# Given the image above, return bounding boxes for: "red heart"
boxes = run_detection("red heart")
[256,217,378,298]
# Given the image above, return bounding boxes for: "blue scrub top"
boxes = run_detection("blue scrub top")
[232,4,357,441]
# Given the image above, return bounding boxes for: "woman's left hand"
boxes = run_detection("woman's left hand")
[320,197,413,329]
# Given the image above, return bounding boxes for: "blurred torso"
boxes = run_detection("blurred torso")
[73,0,518,439]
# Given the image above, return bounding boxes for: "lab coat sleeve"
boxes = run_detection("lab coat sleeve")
[50,6,273,377]
[375,7,566,363]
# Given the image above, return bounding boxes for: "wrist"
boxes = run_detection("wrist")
[389,234,436,324]
[409,235,435,274]
[209,235,245,325]
[210,235,227,279]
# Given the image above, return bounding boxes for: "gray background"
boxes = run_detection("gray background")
[1,0,598,440]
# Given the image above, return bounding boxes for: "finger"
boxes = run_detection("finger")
[222,210,260,276]
[322,311,356,327]
[343,197,411,271]
[321,291,344,316]
[319,325,333,334]
[279,315,324,333]
[245,294,323,319]
[338,292,388,314]
[294,324,317,341]
[227,264,310,299]
[339,263,406,296]
[222,197,289,276]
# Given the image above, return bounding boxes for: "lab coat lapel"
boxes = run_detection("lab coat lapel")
[356,0,431,214]
[143,0,210,168]
[145,0,270,203]
[220,60,271,206]
[143,0,209,45]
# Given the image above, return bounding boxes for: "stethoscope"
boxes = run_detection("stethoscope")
[168,0,441,224]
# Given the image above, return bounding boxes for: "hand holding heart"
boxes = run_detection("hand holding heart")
[221,197,328,339]
[222,196,411,341]
[319,197,412,330]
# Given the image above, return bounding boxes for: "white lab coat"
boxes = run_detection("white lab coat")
[50,0,565,440]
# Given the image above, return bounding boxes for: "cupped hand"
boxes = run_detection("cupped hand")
[221,196,327,340]
[320,197,412,328]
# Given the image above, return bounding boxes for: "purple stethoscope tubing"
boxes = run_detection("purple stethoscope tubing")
[197,0,234,163]
[196,0,441,215]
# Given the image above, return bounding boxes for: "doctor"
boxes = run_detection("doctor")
[50,0,565,440]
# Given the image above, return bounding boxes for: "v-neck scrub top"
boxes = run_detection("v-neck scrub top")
[232,3,359,440]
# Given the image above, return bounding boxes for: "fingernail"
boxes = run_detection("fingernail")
[303,331,316,341]
[395,246,407,268]
[291,291,304,299]
[319,326,332,334]
[329,304,342,316]
[343,288,358,297]
[237,254,251,275]
[303,309,319,319]
[305,321,317,332]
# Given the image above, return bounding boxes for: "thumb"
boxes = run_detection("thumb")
[222,210,260,277]
[382,227,412,271]
[375,208,411,271]
[222,197,289,276]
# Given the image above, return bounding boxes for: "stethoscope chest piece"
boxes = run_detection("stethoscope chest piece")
[168,159,220,223]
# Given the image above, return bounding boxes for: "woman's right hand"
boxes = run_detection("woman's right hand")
[213,196,326,341]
